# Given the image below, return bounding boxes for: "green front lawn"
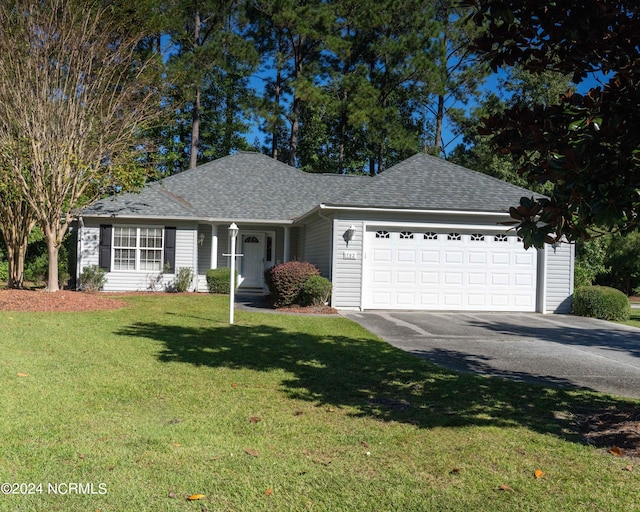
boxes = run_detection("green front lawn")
[625,308,640,328]
[1,294,638,511]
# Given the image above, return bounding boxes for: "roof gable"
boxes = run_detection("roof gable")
[332,153,541,212]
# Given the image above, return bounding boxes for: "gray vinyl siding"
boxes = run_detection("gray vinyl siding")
[544,242,575,313]
[79,225,100,269]
[196,224,214,291]
[301,214,332,277]
[289,227,301,262]
[331,218,364,309]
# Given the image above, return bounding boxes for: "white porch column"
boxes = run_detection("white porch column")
[283,226,291,262]
[210,224,218,269]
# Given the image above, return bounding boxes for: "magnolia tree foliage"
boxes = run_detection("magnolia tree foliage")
[0,0,162,291]
[463,0,640,247]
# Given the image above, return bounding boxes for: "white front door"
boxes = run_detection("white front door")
[239,233,265,288]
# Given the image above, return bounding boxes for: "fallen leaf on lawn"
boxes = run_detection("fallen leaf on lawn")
[186,494,206,501]
[249,416,261,423]
[78,453,85,459]
[623,465,634,472]
[534,469,544,479]
[172,443,181,447]
[610,446,623,456]
[17,373,29,377]
[245,448,259,457]
[265,488,273,496]
[498,484,514,492]
[328,408,335,413]
[231,383,237,388]
[360,440,370,449]
[168,492,177,498]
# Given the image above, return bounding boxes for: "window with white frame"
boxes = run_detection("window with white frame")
[113,226,164,271]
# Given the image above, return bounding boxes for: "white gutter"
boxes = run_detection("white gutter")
[318,203,511,217]
[78,213,296,225]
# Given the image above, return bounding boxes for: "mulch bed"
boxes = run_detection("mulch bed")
[0,289,127,312]
[575,407,640,461]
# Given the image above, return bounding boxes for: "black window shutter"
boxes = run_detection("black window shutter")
[98,225,112,271]
[164,227,176,273]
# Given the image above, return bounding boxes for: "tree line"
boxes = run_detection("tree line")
[142,0,490,174]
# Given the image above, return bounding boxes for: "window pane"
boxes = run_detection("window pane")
[114,227,136,248]
[140,227,163,248]
[114,248,136,270]
[140,249,162,271]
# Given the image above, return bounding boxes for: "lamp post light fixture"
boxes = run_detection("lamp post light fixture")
[228,223,239,324]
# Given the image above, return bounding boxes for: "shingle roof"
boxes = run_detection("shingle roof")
[81,152,367,222]
[330,153,541,212]
[81,152,540,221]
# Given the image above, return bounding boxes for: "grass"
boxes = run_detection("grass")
[624,308,640,328]
[1,294,639,511]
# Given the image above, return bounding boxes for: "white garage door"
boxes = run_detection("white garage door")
[362,227,538,311]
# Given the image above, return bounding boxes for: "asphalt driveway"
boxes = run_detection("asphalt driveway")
[340,311,640,399]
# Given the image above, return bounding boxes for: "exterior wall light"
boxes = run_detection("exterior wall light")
[346,225,356,242]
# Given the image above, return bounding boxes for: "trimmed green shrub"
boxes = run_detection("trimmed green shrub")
[206,267,236,294]
[573,285,630,321]
[264,261,320,307]
[300,275,332,307]
[172,267,194,292]
[79,265,107,292]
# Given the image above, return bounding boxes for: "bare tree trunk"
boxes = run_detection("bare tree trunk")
[46,240,60,292]
[5,241,27,288]
[189,9,202,170]
[189,86,200,169]
[0,190,36,289]
[42,224,65,292]
[288,95,301,167]
[434,94,445,156]
[338,90,348,173]
[287,33,305,167]
[271,65,281,160]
